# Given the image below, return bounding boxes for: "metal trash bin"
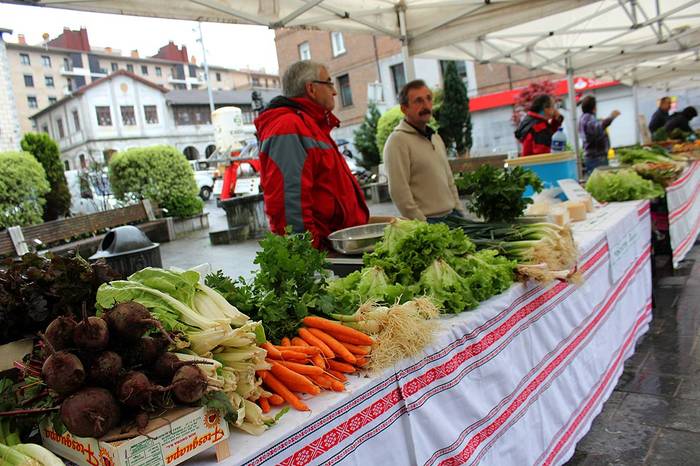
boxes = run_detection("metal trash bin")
[89,226,162,278]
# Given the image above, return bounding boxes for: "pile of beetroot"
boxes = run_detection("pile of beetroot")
[41,301,210,438]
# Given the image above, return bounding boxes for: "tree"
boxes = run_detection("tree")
[438,61,472,156]
[20,133,71,221]
[353,103,381,169]
[512,80,557,126]
[0,151,50,228]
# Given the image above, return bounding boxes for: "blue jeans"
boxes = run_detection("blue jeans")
[584,157,608,176]
[427,209,464,224]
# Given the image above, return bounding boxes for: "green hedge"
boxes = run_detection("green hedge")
[0,151,51,228]
[21,132,72,221]
[108,145,203,218]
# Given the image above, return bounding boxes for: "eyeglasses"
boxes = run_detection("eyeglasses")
[312,80,335,88]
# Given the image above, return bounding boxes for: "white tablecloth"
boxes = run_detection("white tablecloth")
[666,161,700,268]
[192,201,652,466]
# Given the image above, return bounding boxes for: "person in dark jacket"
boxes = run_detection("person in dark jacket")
[514,94,564,156]
[664,106,698,134]
[578,95,620,176]
[254,60,369,250]
[648,96,671,134]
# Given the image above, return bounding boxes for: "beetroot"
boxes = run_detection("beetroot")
[122,336,167,368]
[44,316,77,351]
[73,316,109,351]
[172,365,208,404]
[88,351,123,387]
[42,350,85,395]
[153,352,212,384]
[60,387,121,438]
[104,302,170,342]
[116,371,167,408]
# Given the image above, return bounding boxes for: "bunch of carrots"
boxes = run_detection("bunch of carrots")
[256,316,374,412]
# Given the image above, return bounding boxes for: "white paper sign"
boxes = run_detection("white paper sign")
[606,211,641,282]
[557,179,590,202]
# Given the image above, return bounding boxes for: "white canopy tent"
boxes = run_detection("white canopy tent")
[9,0,700,152]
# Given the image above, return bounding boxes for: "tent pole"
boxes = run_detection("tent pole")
[633,80,641,144]
[398,7,415,80]
[197,22,215,116]
[565,57,582,179]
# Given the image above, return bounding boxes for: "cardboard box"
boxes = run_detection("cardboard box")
[40,407,230,466]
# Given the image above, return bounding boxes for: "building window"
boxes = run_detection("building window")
[298,42,311,60]
[72,110,80,132]
[155,67,162,77]
[45,76,55,87]
[126,64,134,73]
[27,96,38,108]
[56,118,65,139]
[95,106,112,126]
[48,97,57,104]
[111,62,118,72]
[24,75,34,87]
[63,160,70,170]
[144,105,158,124]
[337,74,353,107]
[390,63,406,96]
[20,53,30,65]
[141,65,148,75]
[120,106,136,125]
[174,106,212,126]
[42,55,51,67]
[331,32,346,57]
[66,78,73,92]
[216,72,221,82]
[252,77,261,87]
[41,124,48,133]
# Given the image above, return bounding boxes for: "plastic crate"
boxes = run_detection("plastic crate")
[506,152,579,196]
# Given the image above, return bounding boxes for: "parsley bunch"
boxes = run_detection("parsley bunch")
[455,166,543,223]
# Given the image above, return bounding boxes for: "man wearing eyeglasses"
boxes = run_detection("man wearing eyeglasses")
[383,80,467,222]
[254,60,369,249]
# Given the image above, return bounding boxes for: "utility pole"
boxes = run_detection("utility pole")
[196,22,215,115]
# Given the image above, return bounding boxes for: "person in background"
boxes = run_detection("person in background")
[578,95,621,175]
[254,60,369,249]
[664,106,698,134]
[383,80,467,222]
[648,96,671,134]
[514,94,564,156]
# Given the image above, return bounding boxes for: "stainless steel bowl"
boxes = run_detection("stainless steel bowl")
[328,223,389,255]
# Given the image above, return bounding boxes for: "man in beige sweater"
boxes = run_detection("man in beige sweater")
[383,80,467,222]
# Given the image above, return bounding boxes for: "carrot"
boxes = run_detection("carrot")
[354,356,369,367]
[341,342,370,356]
[259,397,271,413]
[327,369,347,382]
[268,360,320,395]
[279,350,311,361]
[278,360,324,376]
[328,360,356,373]
[311,354,326,369]
[280,337,291,347]
[302,316,374,346]
[309,374,344,392]
[298,328,335,359]
[306,328,357,364]
[275,346,321,355]
[261,342,282,359]
[291,337,309,347]
[258,371,309,411]
[268,394,284,406]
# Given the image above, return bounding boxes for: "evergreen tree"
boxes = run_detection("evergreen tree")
[21,133,71,221]
[438,61,472,155]
[353,102,381,168]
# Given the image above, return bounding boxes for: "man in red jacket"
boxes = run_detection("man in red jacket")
[254,60,369,249]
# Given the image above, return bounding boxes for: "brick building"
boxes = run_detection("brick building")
[6,27,280,135]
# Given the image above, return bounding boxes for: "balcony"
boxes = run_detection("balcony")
[60,65,89,77]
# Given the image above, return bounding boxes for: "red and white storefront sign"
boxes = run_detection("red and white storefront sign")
[191,202,652,466]
[667,161,700,268]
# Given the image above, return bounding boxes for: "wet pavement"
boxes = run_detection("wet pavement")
[565,241,700,466]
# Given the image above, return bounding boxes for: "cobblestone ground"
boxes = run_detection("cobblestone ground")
[565,241,700,466]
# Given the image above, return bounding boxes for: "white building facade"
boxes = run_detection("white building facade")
[0,29,21,152]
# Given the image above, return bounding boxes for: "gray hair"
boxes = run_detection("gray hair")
[282,60,325,98]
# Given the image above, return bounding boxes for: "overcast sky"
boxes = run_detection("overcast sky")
[0,4,280,73]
